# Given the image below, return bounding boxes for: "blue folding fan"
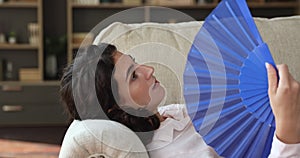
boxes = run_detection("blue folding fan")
[184,0,276,157]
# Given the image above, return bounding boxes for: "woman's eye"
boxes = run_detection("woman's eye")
[132,58,137,63]
[131,71,137,80]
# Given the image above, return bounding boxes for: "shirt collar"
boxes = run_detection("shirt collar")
[146,104,191,150]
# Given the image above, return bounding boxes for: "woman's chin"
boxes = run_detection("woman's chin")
[148,91,166,110]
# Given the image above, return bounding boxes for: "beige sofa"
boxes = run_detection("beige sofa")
[59,16,300,157]
[94,16,300,105]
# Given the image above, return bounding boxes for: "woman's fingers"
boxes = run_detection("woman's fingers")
[276,64,291,88]
[265,63,278,95]
[266,63,300,144]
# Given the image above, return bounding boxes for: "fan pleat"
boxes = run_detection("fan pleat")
[185,84,239,93]
[253,47,269,64]
[211,15,250,53]
[243,95,268,113]
[192,66,240,79]
[196,102,244,133]
[236,1,263,44]
[239,79,266,86]
[193,65,240,79]
[243,90,267,102]
[244,55,266,71]
[195,105,243,133]
[200,31,248,60]
[184,0,275,157]
[266,108,275,126]
[204,23,249,58]
[245,95,269,117]
[239,70,266,82]
[231,120,261,157]
[254,44,276,67]
[216,115,259,155]
[204,107,248,143]
[239,84,266,92]
[246,124,274,158]
[191,76,239,85]
[198,97,242,127]
[259,103,272,122]
[190,48,243,75]
[224,2,256,48]
[241,65,265,77]
[191,93,242,122]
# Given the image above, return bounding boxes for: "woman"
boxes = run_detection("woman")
[60,43,300,157]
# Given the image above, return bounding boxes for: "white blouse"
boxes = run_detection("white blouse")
[146,104,300,158]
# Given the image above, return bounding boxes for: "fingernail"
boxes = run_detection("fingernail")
[265,62,270,70]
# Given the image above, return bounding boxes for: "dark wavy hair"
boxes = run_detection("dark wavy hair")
[60,43,160,145]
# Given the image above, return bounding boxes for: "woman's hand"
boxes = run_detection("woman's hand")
[266,63,300,144]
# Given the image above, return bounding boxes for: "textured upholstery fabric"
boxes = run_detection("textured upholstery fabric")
[94,21,202,105]
[94,16,300,104]
[254,16,300,82]
[59,120,149,158]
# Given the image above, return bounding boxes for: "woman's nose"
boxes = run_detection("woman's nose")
[140,65,154,79]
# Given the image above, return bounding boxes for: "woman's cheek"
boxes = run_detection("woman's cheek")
[130,83,150,106]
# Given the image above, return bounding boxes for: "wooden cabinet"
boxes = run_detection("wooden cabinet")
[0,84,67,126]
[0,1,69,127]
[66,0,299,63]
[0,0,45,85]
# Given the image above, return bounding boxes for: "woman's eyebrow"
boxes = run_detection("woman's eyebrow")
[126,64,134,81]
[128,55,135,62]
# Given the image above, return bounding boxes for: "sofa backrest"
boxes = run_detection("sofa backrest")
[94,16,300,105]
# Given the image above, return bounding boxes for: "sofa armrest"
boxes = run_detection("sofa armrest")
[59,120,149,158]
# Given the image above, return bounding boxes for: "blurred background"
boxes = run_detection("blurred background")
[0,0,299,157]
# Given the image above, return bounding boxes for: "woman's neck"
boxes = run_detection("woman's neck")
[156,112,166,122]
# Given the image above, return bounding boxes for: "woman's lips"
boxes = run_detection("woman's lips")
[153,79,160,89]
[155,79,160,84]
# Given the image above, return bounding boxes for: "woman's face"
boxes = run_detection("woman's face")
[113,51,165,112]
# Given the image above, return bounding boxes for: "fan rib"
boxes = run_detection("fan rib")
[184,0,275,157]
[191,93,242,122]
[191,66,240,79]
[247,97,269,117]
[258,102,272,122]
[239,85,266,92]
[211,15,250,53]
[240,70,267,82]
[236,0,263,44]
[225,1,256,48]
[246,125,273,157]
[199,28,249,64]
[232,122,261,157]
[196,101,243,132]
[242,90,267,102]
[205,108,248,143]
[198,102,244,134]
[216,116,256,155]
[265,107,275,125]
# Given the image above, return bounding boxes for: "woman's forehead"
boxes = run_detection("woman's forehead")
[113,52,134,78]
[113,51,124,63]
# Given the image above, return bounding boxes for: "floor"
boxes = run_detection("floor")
[0,126,68,158]
[0,139,60,158]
